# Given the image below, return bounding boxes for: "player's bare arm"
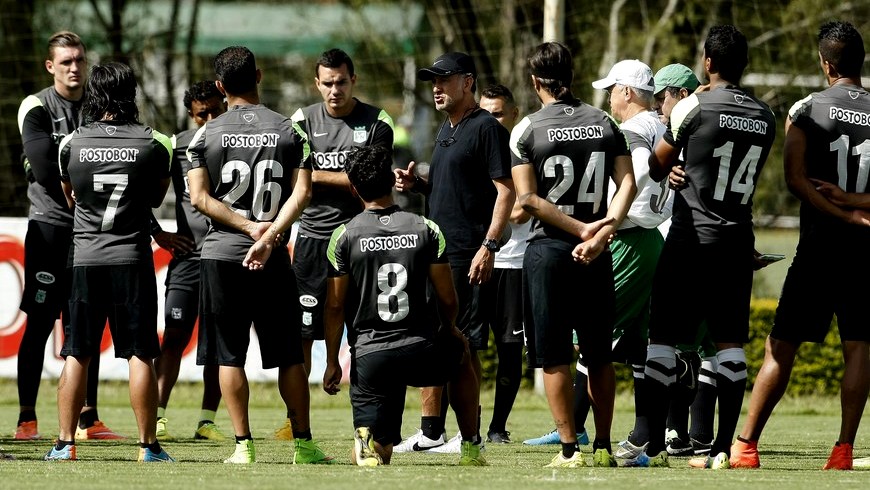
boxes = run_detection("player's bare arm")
[648,137,680,182]
[60,180,75,209]
[512,162,614,241]
[572,154,636,264]
[243,168,312,270]
[783,119,858,225]
[188,166,259,237]
[469,176,514,285]
[322,274,348,395]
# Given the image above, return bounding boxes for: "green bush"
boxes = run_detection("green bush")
[482,298,846,396]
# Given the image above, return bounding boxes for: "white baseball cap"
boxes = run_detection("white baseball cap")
[591,59,655,92]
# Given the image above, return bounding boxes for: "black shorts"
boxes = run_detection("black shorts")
[350,335,465,446]
[164,287,198,332]
[165,256,200,291]
[197,254,303,369]
[445,255,491,350]
[291,234,329,340]
[523,240,615,369]
[64,262,159,359]
[771,237,870,343]
[20,220,72,316]
[485,268,524,344]
[649,240,754,346]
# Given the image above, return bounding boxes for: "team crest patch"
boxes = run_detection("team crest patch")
[105,126,117,136]
[353,126,367,143]
[171,307,183,320]
[849,91,861,100]
[379,215,391,225]
[36,271,55,284]
[302,312,313,326]
[734,94,745,104]
[243,113,255,123]
[563,107,575,116]
[300,295,318,308]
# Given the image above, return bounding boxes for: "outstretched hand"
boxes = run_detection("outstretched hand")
[394,161,417,192]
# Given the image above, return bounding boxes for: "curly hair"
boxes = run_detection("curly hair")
[183,80,222,110]
[346,145,394,201]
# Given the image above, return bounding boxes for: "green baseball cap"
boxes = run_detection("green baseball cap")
[653,64,700,94]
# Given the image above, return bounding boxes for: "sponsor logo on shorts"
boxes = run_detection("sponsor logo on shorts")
[547,125,604,142]
[300,295,318,308]
[302,312,313,326]
[35,271,55,284]
[35,289,46,304]
[171,307,183,320]
[221,133,279,148]
[359,234,418,252]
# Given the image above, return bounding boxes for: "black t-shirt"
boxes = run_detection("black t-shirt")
[59,122,172,266]
[291,99,394,239]
[427,108,511,257]
[790,84,870,241]
[664,86,776,245]
[18,87,82,227]
[186,104,310,263]
[327,205,447,357]
[510,99,629,243]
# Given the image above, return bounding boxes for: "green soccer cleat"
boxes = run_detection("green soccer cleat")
[194,422,227,441]
[353,427,382,467]
[293,438,335,464]
[545,451,585,468]
[458,440,487,466]
[155,417,174,441]
[224,439,255,464]
[593,448,618,467]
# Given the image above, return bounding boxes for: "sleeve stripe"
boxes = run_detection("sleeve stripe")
[670,94,700,142]
[327,224,347,270]
[17,95,43,134]
[378,109,395,130]
[509,117,532,159]
[186,124,209,166]
[424,218,445,258]
[152,130,173,172]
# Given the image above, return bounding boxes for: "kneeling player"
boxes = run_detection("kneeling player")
[322,145,485,466]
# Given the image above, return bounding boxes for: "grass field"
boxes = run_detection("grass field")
[753,227,798,299]
[1,379,868,489]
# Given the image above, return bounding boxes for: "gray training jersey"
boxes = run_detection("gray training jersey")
[59,122,172,266]
[292,99,394,239]
[18,87,82,227]
[170,128,210,255]
[187,104,310,262]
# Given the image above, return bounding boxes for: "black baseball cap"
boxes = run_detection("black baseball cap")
[417,52,477,81]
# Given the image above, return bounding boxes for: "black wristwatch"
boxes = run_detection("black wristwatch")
[482,238,500,252]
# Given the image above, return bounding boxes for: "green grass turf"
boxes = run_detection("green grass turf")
[1,378,868,488]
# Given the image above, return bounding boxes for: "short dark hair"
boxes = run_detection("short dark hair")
[316,48,354,77]
[704,25,748,84]
[214,46,257,95]
[819,21,865,78]
[481,84,515,105]
[82,62,138,124]
[48,31,85,60]
[528,42,574,100]
[183,80,222,110]
[346,145,394,201]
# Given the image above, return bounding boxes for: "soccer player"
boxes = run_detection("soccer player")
[627,25,776,469]
[151,80,227,441]
[47,62,174,462]
[186,46,331,464]
[588,59,669,461]
[322,145,485,467]
[478,84,526,444]
[511,41,636,468]
[16,30,122,441]
[394,52,515,453]
[731,20,870,471]
[282,48,394,440]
